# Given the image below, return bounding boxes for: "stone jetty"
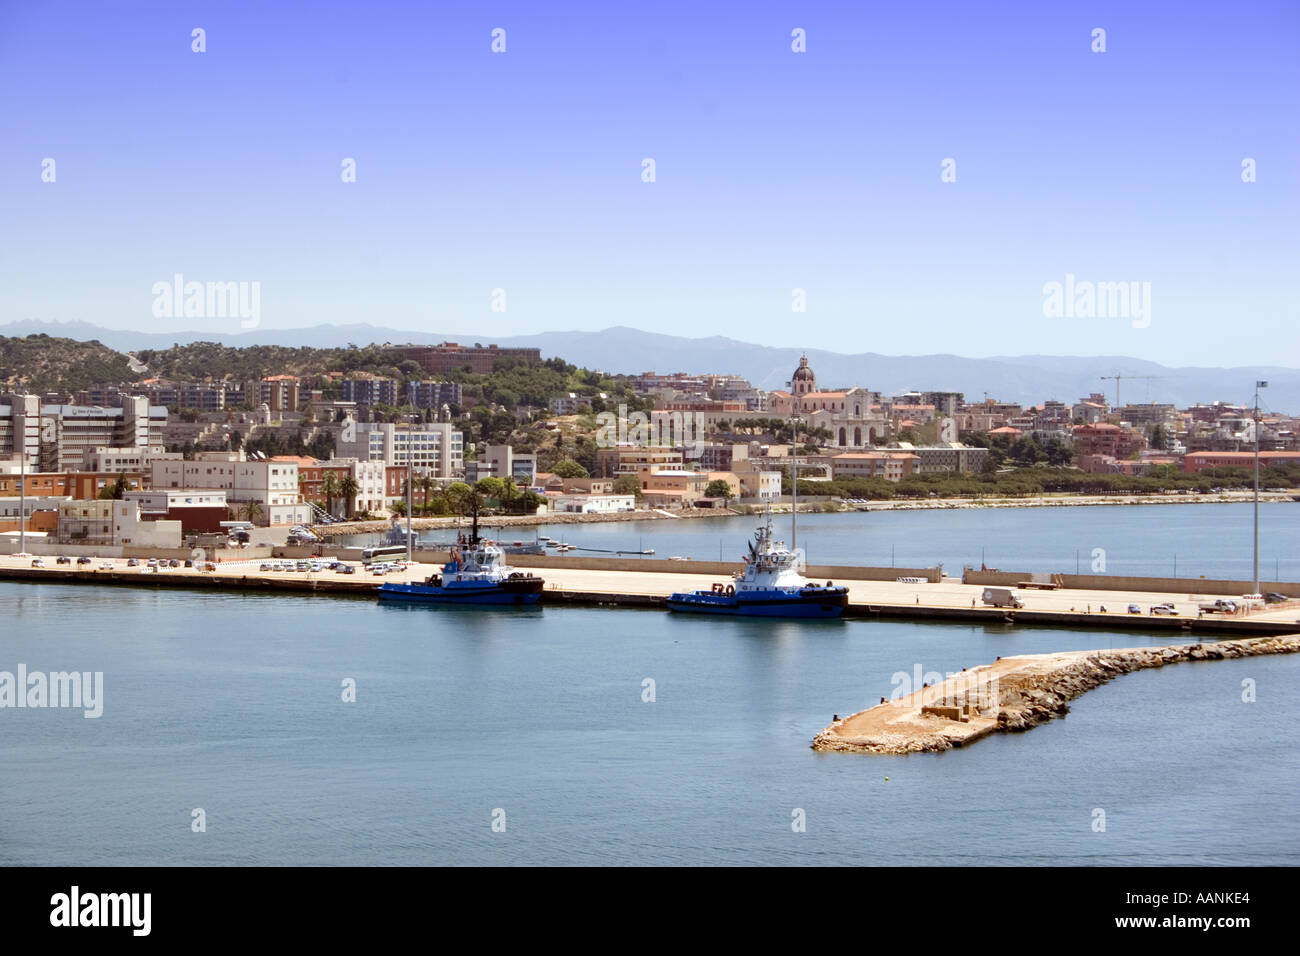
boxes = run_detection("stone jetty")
[811,634,1300,754]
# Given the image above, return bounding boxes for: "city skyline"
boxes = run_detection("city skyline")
[2,1,1297,367]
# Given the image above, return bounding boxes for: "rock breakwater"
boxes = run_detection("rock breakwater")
[811,635,1300,754]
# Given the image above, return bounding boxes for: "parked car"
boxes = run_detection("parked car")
[1127,604,1142,614]
[76,556,92,564]
[1150,603,1177,615]
[168,559,180,568]
[1264,592,1288,604]
[260,563,272,571]
[99,562,114,570]
[127,558,139,567]
[184,559,193,568]
[30,558,43,567]
[56,556,71,564]
[339,565,355,575]
[146,558,159,568]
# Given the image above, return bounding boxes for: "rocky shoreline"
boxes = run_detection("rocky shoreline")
[811,634,1300,755]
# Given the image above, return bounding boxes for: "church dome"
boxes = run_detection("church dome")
[791,355,815,382]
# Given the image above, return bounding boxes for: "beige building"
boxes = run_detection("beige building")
[638,469,709,508]
[595,444,684,477]
[830,452,919,482]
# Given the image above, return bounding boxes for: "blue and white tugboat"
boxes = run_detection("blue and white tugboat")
[667,514,848,617]
[378,521,544,607]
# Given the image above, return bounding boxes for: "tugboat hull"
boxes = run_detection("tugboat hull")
[378,577,543,606]
[667,586,848,618]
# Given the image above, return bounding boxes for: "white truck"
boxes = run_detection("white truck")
[981,587,1024,609]
[1197,599,1238,614]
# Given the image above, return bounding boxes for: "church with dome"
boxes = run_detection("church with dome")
[768,355,890,449]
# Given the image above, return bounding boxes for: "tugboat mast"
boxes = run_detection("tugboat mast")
[791,416,798,554]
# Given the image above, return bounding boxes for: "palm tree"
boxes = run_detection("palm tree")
[240,500,265,525]
[321,471,343,519]
[339,473,359,519]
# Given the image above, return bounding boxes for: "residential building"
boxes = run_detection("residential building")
[637,469,710,508]
[1183,450,1300,473]
[151,452,308,526]
[403,342,541,375]
[595,444,685,477]
[342,377,400,407]
[407,380,463,410]
[335,422,463,480]
[248,376,300,413]
[830,452,919,482]
[906,443,992,474]
[83,446,180,473]
[1071,422,1146,459]
[731,461,782,500]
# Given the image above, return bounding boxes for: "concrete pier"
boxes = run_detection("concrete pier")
[1,553,1298,636]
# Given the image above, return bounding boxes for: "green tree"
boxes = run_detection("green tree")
[321,471,343,518]
[339,473,359,519]
[612,474,642,499]
[475,477,506,501]
[239,500,264,524]
[704,479,735,499]
[447,481,486,528]
[552,459,588,478]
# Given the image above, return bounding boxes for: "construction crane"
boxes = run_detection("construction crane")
[1100,373,1162,409]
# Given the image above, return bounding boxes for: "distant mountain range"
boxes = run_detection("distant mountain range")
[2,320,1295,412]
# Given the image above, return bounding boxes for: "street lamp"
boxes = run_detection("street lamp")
[1253,381,1267,595]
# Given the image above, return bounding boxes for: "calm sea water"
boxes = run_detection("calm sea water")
[2,581,1296,866]
[357,502,1300,582]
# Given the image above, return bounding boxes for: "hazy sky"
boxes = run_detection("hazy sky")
[1,1,1296,366]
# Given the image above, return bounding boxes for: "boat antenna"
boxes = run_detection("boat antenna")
[406,460,413,564]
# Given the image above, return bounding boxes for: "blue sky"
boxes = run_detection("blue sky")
[1,0,1296,366]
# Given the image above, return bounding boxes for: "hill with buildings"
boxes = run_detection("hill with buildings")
[2,321,1297,412]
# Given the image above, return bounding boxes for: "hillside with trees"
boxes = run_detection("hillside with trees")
[0,334,137,392]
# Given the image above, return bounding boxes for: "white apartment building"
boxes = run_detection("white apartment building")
[83,446,181,473]
[346,458,387,515]
[151,452,309,526]
[336,422,462,480]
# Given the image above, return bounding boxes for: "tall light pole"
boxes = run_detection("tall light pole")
[17,447,26,556]
[1253,381,1267,594]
